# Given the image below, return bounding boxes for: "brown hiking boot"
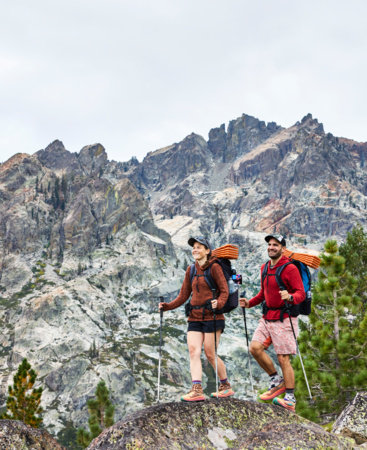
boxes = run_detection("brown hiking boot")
[181,384,206,402]
[210,381,235,398]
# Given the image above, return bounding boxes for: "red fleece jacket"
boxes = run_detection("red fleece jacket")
[249,256,306,321]
[162,258,228,321]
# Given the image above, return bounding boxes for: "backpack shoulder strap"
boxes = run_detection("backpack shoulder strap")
[204,263,218,292]
[190,262,217,292]
[275,261,294,290]
[189,264,196,284]
[261,261,270,287]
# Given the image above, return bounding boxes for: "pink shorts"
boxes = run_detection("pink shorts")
[252,317,299,355]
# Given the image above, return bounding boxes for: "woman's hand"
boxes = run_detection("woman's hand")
[239,298,250,308]
[158,302,165,310]
[211,299,218,310]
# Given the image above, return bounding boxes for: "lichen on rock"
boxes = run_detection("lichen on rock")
[0,419,65,449]
[332,392,367,445]
[88,398,355,449]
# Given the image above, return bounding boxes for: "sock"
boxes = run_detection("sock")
[192,380,201,385]
[269,372,278,378]
[285,389,296,402]
[220,378,228,384]
[270,373,283,387]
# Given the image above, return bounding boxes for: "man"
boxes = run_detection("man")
[240,234,305,411]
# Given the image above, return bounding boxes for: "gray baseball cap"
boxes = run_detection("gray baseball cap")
[188,236,212,249]
[265,234,286,246]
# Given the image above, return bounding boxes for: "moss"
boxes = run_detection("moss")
[193,417,202,428]
[224,436,236,448]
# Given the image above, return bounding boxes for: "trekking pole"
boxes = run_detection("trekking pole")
[241,291,255,397]
[157,296,164,403]
[286,303,312,400]
[212,289,219,400]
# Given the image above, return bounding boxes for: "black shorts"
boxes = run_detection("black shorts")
[187,320,225,333]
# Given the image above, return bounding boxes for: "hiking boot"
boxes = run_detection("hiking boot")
[259,380,285,401]
[210,381,235,398]
[272,396,296,412]
[181,384,205,402]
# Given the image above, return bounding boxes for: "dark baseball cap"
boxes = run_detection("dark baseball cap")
[265,234,286,246]
[188,236,212,249]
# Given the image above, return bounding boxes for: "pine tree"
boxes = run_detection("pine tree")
[294,240,367,422]
[339,223,367,309]
[0,358,43,427]
[77,380,115,448]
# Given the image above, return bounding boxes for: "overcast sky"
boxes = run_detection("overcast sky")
[1,0,366,164]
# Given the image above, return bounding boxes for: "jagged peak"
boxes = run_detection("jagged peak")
[227,113,281,133]
[44,139,66,152]
[79,143,107,159]
[180,132,206,146]
[145,133,206,160]
[297,114,324,135]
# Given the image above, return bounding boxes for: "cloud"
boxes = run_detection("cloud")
[1,0,367,163]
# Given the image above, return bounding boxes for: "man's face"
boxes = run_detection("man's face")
[267,238,283,260]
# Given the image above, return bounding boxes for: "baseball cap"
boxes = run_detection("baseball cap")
[265,234,286,246]
[188,236,212,249]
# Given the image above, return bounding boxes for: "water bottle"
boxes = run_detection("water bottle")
[229,267,238,293]
[228,277,238,293]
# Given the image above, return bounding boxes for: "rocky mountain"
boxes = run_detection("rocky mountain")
[0,112,366,445]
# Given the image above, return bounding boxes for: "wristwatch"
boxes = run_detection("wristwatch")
[288,295,294,303]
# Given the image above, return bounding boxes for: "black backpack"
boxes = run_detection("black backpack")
[261,259,312,321]
[185,259,239,317]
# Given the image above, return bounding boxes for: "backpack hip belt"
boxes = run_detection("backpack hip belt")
[262,302,293,322]
[185,299,213,319]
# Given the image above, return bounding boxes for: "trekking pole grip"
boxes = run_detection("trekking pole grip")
[211,288,217,312]
[241,290,247,309]
[159,296,164,318]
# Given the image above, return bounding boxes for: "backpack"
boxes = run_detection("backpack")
[261,259,312,321]
[185,259,239,317]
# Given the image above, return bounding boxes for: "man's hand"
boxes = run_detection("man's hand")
[239,298,250,308]
[211,299,218,310]
[279,290,293,302]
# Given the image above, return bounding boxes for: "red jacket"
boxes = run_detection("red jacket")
[249,256,305,321]
[162,258,228,321]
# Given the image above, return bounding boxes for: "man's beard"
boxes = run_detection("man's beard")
[268,249,282,260]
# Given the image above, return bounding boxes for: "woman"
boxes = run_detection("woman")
[159,236,234,401]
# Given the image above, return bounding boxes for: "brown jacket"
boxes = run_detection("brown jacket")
[162,258,229,321]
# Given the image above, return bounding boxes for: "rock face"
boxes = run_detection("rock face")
[332,392,367,445]
[88,399,354,449]
[0,419,65,449]
[0,112,366,445]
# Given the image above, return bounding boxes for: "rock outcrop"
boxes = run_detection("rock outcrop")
[0,419,65,449]
[88,399,354,449]
[332,392,367,445]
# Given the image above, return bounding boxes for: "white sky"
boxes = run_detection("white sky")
[1,0,366,164]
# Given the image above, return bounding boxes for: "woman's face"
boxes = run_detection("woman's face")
[192,242,210,263]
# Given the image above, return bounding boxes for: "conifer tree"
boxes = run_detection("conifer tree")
[294,240,367,422]
[0,358,43,427]
[339,223,367,309]
[77,380,115,448]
